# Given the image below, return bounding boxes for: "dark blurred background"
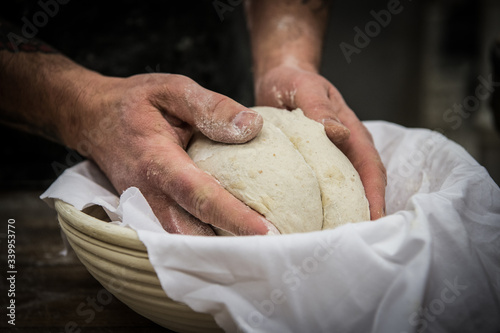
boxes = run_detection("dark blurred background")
[1,1,499,331]
[1,0,499,189]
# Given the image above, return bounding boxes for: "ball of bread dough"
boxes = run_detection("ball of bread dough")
[187,107,369,235]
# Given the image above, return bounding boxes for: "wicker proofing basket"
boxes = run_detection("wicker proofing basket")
[54,199,223,333]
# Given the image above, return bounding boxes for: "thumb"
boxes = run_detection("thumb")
[195,100,264,144]
[153,75,263,144]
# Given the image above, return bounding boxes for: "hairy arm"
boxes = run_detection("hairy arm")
[0,20,102,146]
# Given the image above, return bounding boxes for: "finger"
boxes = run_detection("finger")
[144,142,280,236]
[151,75,263,144]
[293,84,351,144]
[337,110,387,220]
[145,193,216,236]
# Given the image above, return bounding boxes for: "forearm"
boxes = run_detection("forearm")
[0,22,103,147]
[245,0,330,79]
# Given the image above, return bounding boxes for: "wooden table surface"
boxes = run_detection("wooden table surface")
[0,190,173,333]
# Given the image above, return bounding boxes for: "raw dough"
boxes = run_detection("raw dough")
[187,107,369,234]
[254,107,370,229]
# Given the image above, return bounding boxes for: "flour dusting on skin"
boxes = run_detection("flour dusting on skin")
[195,111,261,144]
[196,111,262,143]
[231,111,262,142]
[282,55,300,69]
[272,86,284,108]
[276,15,296,31]
[146,159,161,180]
[262,216,281,235]
[183,86,194,109]
[285,89,297,108]
[183,84,261,144]
[183,83,214,114]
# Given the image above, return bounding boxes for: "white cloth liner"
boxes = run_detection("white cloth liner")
[41,121,500,333]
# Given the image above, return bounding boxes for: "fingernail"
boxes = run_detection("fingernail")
[262,217,281,235]
[322,118,350,143]
[233,110,261,130]
[230,110,263,143]
[321,118,343,127]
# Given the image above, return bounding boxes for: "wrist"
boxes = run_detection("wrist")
[254,58,318,83]
[0,51,117,153]
[251,23,324,85]
[247,0,328,84]
[57,68,120,156]
[253,61,319,97]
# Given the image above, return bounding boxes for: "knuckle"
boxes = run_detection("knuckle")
[164,74,186,94]
[308,103,339,119]
[152,74,191,99]
[171,166,219,223]
[199,95,226,121]
[297,93,339,117]
[327,85,343,101]
[137,155,166,186]
[189,183,217,222]
[166,73,190,86]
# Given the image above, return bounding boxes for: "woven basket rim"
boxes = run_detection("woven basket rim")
[54,199,147,252]
[54,199,224,332]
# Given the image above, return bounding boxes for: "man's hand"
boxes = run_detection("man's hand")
[68,73,281,236]
[246,0,387,219]
[255,65,386,219]
[0,40,279,235]
[255,64,351,143]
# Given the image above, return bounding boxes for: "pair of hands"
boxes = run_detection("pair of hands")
[73,65,386,236]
